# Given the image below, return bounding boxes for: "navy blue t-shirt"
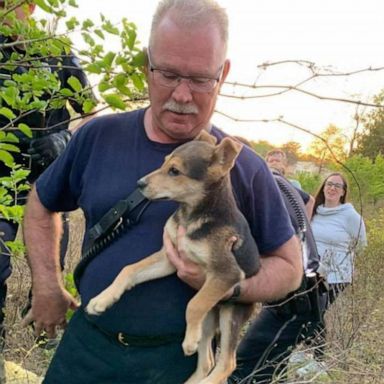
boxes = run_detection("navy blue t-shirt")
[36,108,294,336]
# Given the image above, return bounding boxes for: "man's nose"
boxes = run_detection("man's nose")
[171,80,193,103]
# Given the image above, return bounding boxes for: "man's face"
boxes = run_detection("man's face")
[266,153,286,173]
[147,13,230,143]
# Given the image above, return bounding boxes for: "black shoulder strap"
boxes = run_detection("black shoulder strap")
[87,188,147,245]
[273,173,320,273]
[73,188,150,289]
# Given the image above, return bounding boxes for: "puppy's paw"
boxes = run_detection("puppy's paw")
[86,293,113,315]
[182,337,199,356]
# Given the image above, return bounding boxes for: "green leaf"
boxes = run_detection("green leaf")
[82,99,95,114]
[113,73,127,88]
[0,107,16,120]
[98,81,112,92]
[66,17,79,31]
[82,32,95,47]
[104,94,126,110]
[48,0,60,7]
[102,21,120,35]
[60,88,74,97]
[1,86,19,106]
[0,150,15,166]
[67,76,83,92]
[131,51,146,67]
[0,143,20,153]
[131,73,145,91]
[34,0,53,13]
[103,52,116,69]
[4,133,19,143]
[94,29,105,40]
[86,63,102,74]
[17,123,33,138]
[126,29,137,50]
[82,19,94,30]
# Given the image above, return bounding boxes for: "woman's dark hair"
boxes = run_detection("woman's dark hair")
[313,172,348,216]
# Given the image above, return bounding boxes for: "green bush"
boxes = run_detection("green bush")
[295,171,322,195]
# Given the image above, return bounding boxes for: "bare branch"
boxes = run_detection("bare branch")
[222,64,384,108]
[221,83,384,108]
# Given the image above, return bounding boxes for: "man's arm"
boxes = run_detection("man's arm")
[238,235,302,303]
[22,187,78,337]
[164,228,303,303]
[305,194,315,219]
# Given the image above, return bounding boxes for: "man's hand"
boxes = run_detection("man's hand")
[163,226,206,290]
[22,285,79,339]
[28,130,71,167]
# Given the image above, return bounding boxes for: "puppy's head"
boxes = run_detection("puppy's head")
[137,130,243,204]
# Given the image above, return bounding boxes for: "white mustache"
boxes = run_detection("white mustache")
[163,100,198,114]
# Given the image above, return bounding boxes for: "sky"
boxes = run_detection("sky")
[36,0,384,151]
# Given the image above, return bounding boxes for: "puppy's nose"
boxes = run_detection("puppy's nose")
[137,178,147,189]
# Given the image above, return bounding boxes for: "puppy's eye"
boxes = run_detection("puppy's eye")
[168,167,180,176]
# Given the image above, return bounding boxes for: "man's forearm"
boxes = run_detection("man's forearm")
[23,187,63,290]
[237,235,303,303]
[306,195,315,219]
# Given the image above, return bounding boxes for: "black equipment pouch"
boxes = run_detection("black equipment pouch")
[267,273,324,320]
[73,188,150,289]
[305,272,324,322]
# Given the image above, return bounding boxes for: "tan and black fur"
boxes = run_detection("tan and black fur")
[86,131,260,384]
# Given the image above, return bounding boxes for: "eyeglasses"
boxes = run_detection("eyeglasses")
[325,181,344,190]
[147,48,223,93]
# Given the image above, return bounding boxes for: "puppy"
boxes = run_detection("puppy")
[86,131,260,384]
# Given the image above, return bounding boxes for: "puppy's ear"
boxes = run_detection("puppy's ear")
[195,130,217,145]
[212,137,243,174]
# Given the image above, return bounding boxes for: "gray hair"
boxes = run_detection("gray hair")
[149,0,228,52]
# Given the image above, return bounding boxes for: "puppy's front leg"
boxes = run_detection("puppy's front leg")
[86,248,175,315]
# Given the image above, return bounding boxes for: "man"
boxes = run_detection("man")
[23,1,302,383]
[0,0,94,354]
[226,153,325,383]
[265,148,315,218]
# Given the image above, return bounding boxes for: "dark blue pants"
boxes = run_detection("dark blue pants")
[228,306,324,384]
[44,309,197,384]
[44,306,323,384]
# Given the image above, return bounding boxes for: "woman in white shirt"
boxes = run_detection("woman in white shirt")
[312,172,367,305]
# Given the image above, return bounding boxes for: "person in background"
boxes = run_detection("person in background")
[312,172,367,305]
[0,0,95,358]
[225,136,325,383]
[265,148,301,184]
[22,1,302,383]
[308,172,367,366]
[265,148,315,218]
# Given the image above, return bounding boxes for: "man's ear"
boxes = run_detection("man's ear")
[194,130,217,145]
[142,47,149,75]
[218,59,231,88]
[212,137,242,174]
